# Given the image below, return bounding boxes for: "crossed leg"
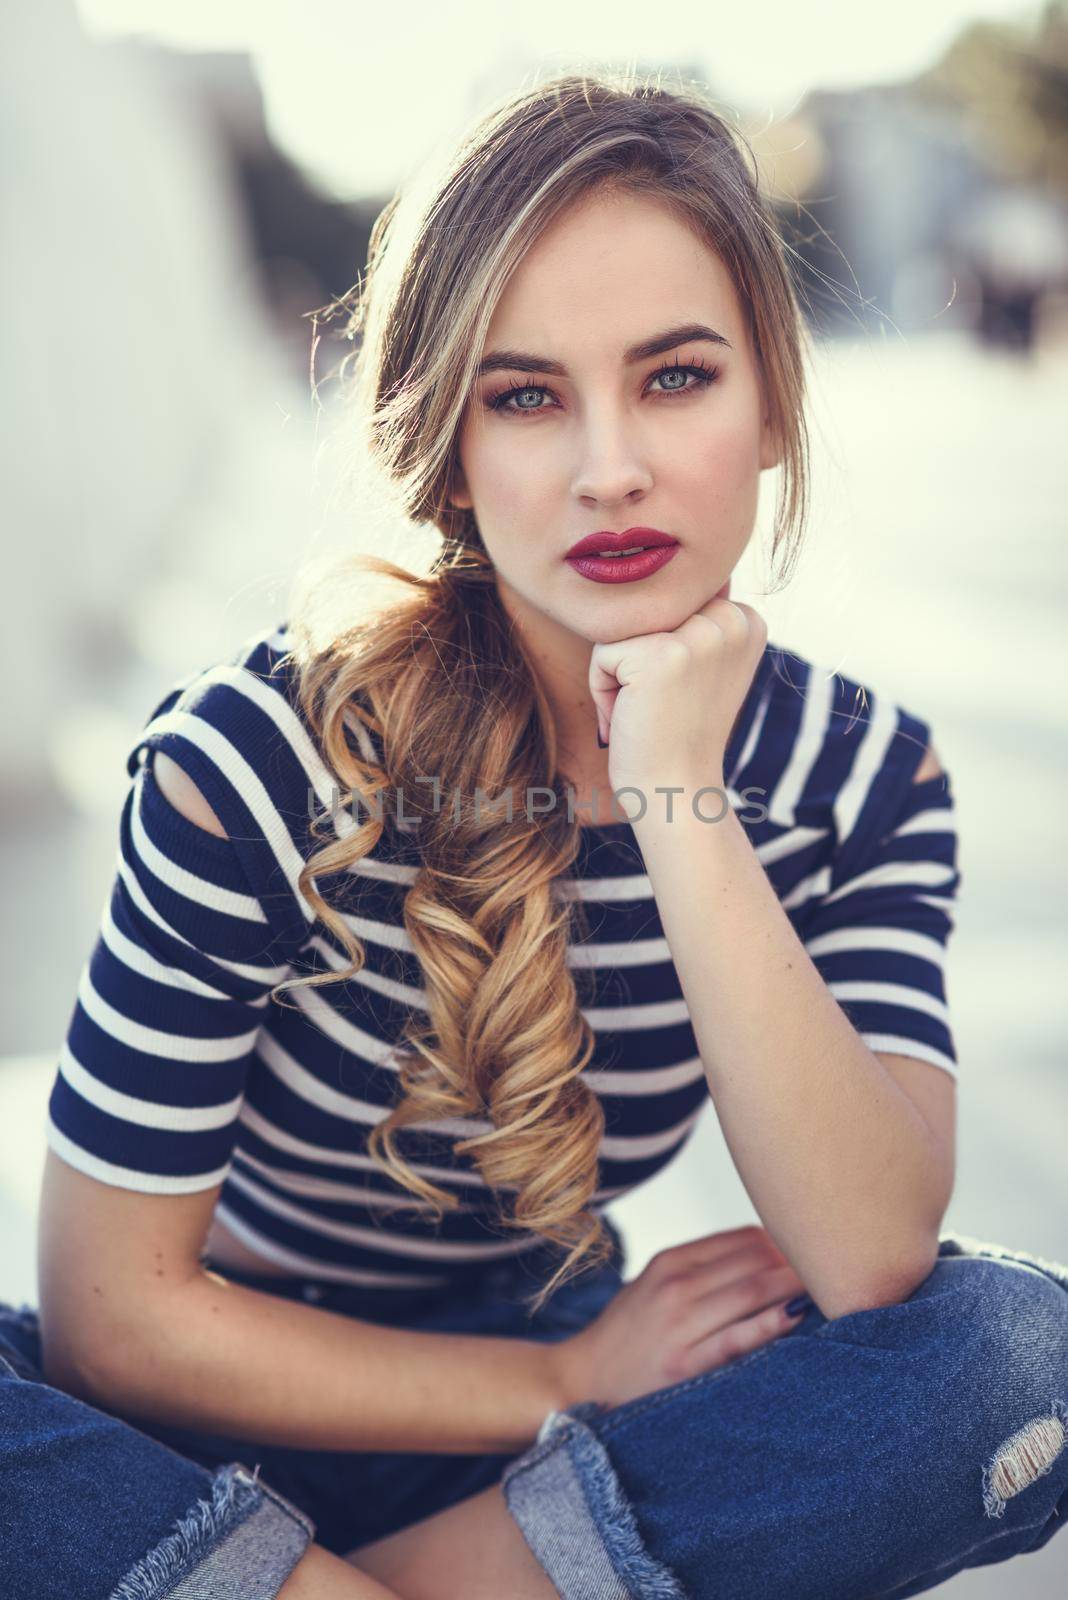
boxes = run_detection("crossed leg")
[278,1539,415,1598]
[343,1481,558,1599]
[296,1241,1068,1600]
[339,1244,1068,1600]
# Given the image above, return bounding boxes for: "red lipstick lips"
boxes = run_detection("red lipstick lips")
[564,526,680,585]
[565,527,677,558]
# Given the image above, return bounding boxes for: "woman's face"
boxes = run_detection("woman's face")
[447,186,781,651]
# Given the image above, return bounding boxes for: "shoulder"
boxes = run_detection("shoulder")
[124,623,332,935]
[141,625,304,840]
[749,639,950,877]
[761,641,937,772]
[129,621,303,755]
[128,618,403,880]
[152,750,228,837]
[912,746,944,783]
[127,621,321,805]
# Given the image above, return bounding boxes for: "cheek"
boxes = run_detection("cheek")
[668,402,763,503]
[464,427,552,518]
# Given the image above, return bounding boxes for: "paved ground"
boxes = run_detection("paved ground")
[2,328,1065,1591]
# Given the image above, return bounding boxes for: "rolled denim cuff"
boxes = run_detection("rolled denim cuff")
[109,1460,314,1599]
[501,1402,686,1600]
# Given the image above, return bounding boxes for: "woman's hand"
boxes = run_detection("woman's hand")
[589,589,767,814]
[553,1225,812,1411]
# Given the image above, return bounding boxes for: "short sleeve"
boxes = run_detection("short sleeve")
[799,749,962,1080]
[123,654,317,958]
[46,753,296,1193]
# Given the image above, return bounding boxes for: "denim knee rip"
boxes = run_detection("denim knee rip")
[982,1398,1068,1520]
[108,1460,314,1600]
[501,1401,687,1600]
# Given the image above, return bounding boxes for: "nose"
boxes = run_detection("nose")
[571,414,654,509]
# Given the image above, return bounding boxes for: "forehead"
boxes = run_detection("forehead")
[483,188,743,353]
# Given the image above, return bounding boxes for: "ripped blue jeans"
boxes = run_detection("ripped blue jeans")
[501,1231,1068,1598]
[1,1226,1066,1598]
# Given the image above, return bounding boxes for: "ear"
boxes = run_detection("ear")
[759,410,783,473]
[447,461,473,511]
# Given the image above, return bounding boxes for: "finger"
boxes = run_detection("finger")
[590,684,619,744]
[682,1293,809,1378]
[691,1233,795,1277]
[648,1226,785,1277]
[683,1243,791,1292]
[685,1263,805,1328]
[663,1264,802,1351]
[666,604,756,668]
[689,597,757,635]
[587,641,630,700]
[587,644,625,741]
[587,636,663,740]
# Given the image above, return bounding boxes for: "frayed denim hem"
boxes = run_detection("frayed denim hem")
[501,1402,688,1600]
[108,1460,314,1600]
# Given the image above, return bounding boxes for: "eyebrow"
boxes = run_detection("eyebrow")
[475,321,733,379]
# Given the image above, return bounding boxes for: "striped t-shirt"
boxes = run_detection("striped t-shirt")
[46,620,961,1292]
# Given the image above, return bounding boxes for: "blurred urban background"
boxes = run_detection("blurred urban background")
[2,3,1066,1588]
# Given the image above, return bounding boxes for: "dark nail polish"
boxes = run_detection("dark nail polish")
[785,1295,813,1317]
[596,730,608,748]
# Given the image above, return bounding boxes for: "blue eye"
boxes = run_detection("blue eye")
[485,359,720,418]
[499,383,549,413]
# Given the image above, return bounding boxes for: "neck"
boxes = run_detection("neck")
[496,578,605,781]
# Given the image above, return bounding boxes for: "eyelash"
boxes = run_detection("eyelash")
[485,355,721,417]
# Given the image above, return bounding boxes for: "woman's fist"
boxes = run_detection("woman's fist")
[589,593,767,813]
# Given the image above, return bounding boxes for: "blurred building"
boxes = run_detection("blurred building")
[782,6,1068,349]
[787,85,989,339]
[0,3,372,819]
[130,43,379,373]
[951,182,1068,350]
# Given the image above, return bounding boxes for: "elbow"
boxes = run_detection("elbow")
[39,1324,122,1409]
[38,1304,167,1414]
[816,1233,942,1323]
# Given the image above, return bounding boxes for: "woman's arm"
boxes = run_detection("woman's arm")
[38,750,565,1457]
[37,1149,568,1455]
[631,787,953,1322]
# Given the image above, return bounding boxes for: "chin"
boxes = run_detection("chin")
[585,600,687,643]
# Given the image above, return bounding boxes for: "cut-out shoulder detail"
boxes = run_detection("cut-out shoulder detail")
[912,746,944,785]
[152,750,229,838]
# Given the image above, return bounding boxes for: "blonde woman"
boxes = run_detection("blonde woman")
[3,68,1066,1600]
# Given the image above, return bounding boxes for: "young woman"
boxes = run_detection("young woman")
[3,68,1066,1600]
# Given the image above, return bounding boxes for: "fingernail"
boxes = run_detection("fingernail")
[596,728,608,748]
[785,1295,813,1317]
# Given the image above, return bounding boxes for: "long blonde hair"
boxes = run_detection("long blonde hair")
[275,65,813,1314]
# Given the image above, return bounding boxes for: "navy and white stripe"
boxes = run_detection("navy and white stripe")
[46,622,961,1289]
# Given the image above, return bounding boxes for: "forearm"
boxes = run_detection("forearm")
[66,1266,566,1456]
[634,797,946,1317]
